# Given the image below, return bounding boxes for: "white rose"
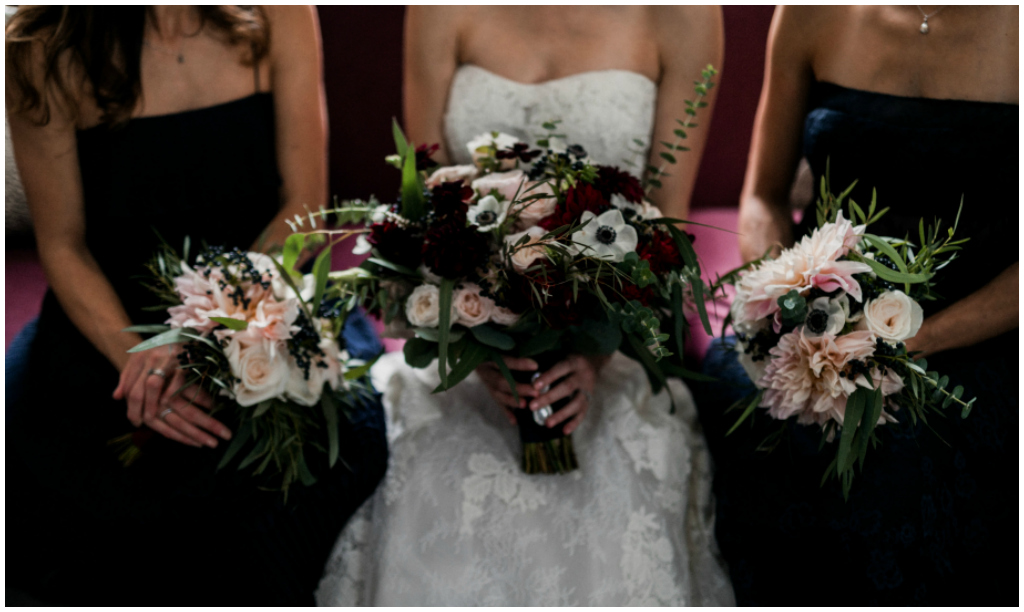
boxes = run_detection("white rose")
[856,290,924,343]
[426,164,479,188]
[505,226,550,274]
[453,283,494,327]
[226,338,289,407]
[471,169,526,202]
[405,283,456,328]
[490,306,521,327]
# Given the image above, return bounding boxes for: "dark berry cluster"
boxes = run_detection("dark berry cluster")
[840,359,872,380]
[738,328,780,362]
[288,311,328,381]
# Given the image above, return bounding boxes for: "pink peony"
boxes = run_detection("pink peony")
[731,212,872,336]
[759,329,877,426]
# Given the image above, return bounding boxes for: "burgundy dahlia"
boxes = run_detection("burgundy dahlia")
[539,183,610,231]
[638,229,685,275]
[415,143,440,171]
[430,180,474,221]
[368,221,424,270]
[595,165,644,204]
[421,218,490,279]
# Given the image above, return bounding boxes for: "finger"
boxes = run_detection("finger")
[170,399,232,440]
[178,384,215,410]
[501,356,539,372]
[163,411,218,448]
[126,373,148,427]
[145,416,202,447]
[142,369,168,423]
[478,368,537,398]
[531,376,581,411]
[492,389,527,410]
[114,358,140,400]
[546,393,586,429]
[501,405,516,426]
[532,358,580,391]
[562,410,588,435]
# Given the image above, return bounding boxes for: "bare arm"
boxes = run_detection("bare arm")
[738,7,819,262]
[403,6,464,164]
[646,6,723,220]
[255,5,329,252]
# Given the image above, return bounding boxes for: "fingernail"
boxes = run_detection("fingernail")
[221,430,232,440]
[207,439,218,448]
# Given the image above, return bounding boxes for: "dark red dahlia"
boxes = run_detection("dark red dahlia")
[368,221,424,270]
[539,283,582,329]
[595,165,643,204]
[538,183,610,231]
[619,281,656,307]
[638,228,685,275]
[421,218,490,279]
[430,180,473,221]
[415,143,440,171]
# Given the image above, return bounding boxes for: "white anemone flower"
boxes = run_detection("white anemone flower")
[572,209,638,262]
[352,233,373,255]
[804,295,850,337]
[610,193,663,221]
[467,195,509,232]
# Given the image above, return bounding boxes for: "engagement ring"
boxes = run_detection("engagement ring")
[148,368,167,379]
[159,407,173,420]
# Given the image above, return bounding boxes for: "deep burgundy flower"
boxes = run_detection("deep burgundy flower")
[637,228,685,275]
[495,142,542,164]
[538,183,610,231]
[415,143,440,172]
[539,282,582,329]
[595,165,644,204]
[368,221,424,270]
[430,180,473,221]
[421,218,490,279]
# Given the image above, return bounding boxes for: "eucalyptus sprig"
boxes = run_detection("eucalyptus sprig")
[644,64,717,193]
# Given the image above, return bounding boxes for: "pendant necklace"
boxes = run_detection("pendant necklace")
[916,6,946,35]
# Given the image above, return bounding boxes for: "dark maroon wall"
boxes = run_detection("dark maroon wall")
[691,5,776,209]
[316,6,775,209]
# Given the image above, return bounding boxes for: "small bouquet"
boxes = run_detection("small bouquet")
[120,239,376,495]
[317,66,716,475]
[723,175,975,496]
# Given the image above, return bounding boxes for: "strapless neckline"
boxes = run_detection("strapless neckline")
[78,92,271,133]
[459,64,658,90]
[813,80,1018,108]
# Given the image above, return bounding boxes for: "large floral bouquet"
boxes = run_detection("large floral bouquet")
[321,106,715,474]
[121,240,375,495]
[723,177,974,496]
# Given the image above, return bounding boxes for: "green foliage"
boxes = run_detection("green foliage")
[644,64,717,193]
[776,290,808,328]
[436,278,456,387]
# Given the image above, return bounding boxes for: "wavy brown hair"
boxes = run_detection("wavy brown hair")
[6,6,269,126]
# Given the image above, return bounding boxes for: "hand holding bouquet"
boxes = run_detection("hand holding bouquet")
[724,174,975,496]
[119,239,376,496]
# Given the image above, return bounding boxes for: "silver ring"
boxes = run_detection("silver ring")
[148,368,167,379]
[159,407,173,421]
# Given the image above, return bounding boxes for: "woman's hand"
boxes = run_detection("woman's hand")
[476,357,540,426]
[528,355,606,435]
[112,344,231,448]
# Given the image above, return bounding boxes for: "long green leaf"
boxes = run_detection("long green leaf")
[365,257,418,277]
[662,224,711,334]
[216,419,253,470]
[624,331,668,396]
[403,337,437,368]
[726,390,763,436]
[670,282,684,356]
[469,324,515,351]
[311,244,332,314]
[238,434,269,470]
[391,117,409,159]
[860,258,932,284]
[436,278,456,387]
[123,324,172,334]
[433,339,489,393]
[856,387,883,470]
[296,452,318,487]
[127,328,188,353]
[209,316,249,331]
[281,233,306,275]
[838,389,867,474]
[400,144,426,219]
[321,389,340,468]
[489,349,520,404]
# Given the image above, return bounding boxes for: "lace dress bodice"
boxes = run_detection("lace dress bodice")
[444,64,658,171]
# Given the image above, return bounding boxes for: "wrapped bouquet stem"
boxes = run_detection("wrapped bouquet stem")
[509,350,578,474]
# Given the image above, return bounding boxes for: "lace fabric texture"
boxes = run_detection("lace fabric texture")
[317,65,732,605]
[317,353,733,606]
[443,65,657,174]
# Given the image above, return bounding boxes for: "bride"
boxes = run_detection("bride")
[317,7,734,605]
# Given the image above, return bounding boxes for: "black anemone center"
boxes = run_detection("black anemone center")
[806,309,830,334]
[476,210,497,225]
[596,226,617,245]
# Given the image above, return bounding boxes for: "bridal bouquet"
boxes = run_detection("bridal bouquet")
[315,109,715,474]
[723,177,974,496]
[120,240,375,495]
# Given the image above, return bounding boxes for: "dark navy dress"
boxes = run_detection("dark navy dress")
[6,93,388,605]
[698,82,1018,606]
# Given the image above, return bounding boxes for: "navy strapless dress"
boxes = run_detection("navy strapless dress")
[6,93,388,605]
[697,82,1018,605]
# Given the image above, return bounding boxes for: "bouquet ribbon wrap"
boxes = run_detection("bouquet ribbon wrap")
[510,351,579,474]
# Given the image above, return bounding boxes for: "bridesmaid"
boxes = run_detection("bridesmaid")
[6,6,386,605]
[700,6,1017,606]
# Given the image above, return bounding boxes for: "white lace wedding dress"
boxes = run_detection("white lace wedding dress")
[316,65,734,606]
